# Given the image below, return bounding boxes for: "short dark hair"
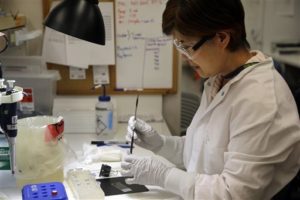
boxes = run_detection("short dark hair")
[162,0,250,51]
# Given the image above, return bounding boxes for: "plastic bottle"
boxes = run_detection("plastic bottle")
[95,86,116,138]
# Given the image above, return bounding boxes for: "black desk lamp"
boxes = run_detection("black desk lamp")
[44,0,106,45]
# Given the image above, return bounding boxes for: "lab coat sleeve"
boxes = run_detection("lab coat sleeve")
[155,135,185,168]
[164,82,300,199]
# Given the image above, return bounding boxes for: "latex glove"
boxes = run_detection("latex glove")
[121,155,174,187]
[126,116,164,152]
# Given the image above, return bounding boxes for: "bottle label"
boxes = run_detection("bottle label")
[96,110,113,135]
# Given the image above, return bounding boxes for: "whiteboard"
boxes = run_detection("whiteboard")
[115,0,173,89]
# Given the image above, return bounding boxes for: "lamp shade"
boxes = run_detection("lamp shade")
[44,0,105,45]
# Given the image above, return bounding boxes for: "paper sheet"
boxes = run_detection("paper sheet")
[42,28,67,65]
[69,67,86,80]
[93,65,110,85]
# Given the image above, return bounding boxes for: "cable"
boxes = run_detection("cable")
[0,34,8,54]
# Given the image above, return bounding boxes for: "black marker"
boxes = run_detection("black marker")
[130,94,139,154]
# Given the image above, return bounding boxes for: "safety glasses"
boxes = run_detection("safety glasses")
[173,34,215,60]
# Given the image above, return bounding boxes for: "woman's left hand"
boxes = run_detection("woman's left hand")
[121,155,174,187]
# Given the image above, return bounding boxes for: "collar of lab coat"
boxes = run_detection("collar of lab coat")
[202,50,272,117]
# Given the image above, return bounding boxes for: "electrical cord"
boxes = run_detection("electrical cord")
[0,34,8,54]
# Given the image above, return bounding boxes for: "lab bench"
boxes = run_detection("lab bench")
[0,122,180,200]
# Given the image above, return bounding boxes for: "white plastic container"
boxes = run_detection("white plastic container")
[95,96,116,139]
[15,116,65,188]
[67,169,104,200]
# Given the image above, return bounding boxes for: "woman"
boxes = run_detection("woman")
[121,0,300,199]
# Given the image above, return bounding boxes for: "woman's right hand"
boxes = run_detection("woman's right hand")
[126,116,164,152]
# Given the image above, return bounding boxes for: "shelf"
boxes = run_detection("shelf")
[0,16,26,32]
[271,53,300,69]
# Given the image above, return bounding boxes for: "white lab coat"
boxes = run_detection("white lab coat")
[157,51,300,200]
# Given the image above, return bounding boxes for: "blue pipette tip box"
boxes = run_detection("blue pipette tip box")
[22,182,68,200]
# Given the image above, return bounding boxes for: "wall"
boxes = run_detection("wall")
[241,0,300,53]
[53,95,164,133]
[261,0,300,53]
[163,55,182,136]
[241,0,264,50]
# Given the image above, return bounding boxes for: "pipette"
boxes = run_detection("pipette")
[0,33,23,174]
[0,80,23,174]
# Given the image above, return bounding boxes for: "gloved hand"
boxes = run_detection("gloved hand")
[121,155,174,187]
[126,116,164,152]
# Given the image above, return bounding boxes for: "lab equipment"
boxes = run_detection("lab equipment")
[0,86,21,175]
[99,164,111,177]
[1,56,59,116]
[22,182,68,200]
[66,169,104,200]
[97,176,148,196]
[95,85,116,138]
[0,32,24,175]
[15,116,65,188]
[130,94,139,154]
